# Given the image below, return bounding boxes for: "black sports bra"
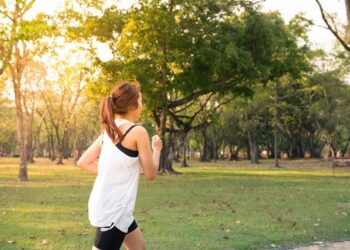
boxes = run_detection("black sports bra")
[115,125,138,157]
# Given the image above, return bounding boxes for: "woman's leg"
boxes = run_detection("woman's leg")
[122,227,146,250]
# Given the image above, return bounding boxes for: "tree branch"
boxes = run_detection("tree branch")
[314,0,350,51]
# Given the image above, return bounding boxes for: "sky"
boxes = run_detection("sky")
[29,0,347,54]
[263,0,346,52]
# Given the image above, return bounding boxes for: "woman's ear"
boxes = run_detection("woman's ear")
[129,105,138,111]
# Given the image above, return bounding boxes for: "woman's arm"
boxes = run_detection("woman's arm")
[135,126,162,181]
[77,135,102,174]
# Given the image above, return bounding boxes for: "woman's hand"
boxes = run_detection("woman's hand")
[151,135,163,152]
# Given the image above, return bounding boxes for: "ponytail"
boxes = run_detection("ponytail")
[99,96,123,143]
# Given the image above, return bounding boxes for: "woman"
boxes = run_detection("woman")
[78,80,162,250]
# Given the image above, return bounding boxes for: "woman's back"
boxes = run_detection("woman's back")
[88,119,141,233]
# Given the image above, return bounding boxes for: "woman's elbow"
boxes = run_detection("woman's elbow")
[144,171,157,181]
[77,158,85,169]
[147,175,157,181]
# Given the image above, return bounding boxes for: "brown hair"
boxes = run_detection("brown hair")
[99,80,140,143]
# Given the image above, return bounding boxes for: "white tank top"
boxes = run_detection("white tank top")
[88,118,141,233]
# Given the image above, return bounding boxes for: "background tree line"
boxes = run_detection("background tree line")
[0,0,349,181]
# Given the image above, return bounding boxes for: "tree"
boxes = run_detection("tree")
[2,0,34,180]
[84,1,311,172]
[21,61,47,162]
[220,103,246,161]
[39,63,85,164]
[309,70,350,158]
[0,0,55,180]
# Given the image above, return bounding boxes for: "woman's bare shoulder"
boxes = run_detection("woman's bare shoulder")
[133,125,148,135]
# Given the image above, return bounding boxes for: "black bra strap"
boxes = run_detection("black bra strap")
[120,125,137,142]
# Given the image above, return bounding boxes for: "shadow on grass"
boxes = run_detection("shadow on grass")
[177,169,350,179]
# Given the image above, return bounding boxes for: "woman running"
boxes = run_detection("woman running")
[78,80,162,250]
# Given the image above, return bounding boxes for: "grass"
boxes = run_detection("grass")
[0,158,350,250]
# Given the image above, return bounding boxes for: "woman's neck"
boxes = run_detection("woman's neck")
[115,114,135,122]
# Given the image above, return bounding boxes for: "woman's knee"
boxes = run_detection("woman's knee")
[123,228,146,250]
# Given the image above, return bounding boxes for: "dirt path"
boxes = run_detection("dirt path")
[291,241,350,250]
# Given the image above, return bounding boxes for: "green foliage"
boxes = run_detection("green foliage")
[84,0,310,112]
[18,14,56,41]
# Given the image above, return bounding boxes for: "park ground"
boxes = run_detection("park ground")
[0,158,350,250]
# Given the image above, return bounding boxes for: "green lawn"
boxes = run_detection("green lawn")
[0,158,350,250]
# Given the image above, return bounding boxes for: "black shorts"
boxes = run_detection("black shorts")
[94,220,138,250]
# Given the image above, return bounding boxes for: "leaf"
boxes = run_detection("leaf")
[58,228,66,235]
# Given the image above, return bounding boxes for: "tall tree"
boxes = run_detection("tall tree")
[2,0,34,181]
[22,61,47,162]
[39,63,85,164]
[1,0,54,180]
[84,1,307,172]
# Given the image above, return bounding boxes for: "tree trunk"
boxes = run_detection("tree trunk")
[26,108,35,163]
[172,139,180,162]
[234,146,240,160]
[341,137,350,156]
[326,142,335,159]
[31,114,45,160]
[73,127,79,165]
[308,132,321,158]
[57,146,64,164]
[14,81,28,181]
[297,139,303,158]
[63,134,71,159]
[159,136,177,173]
[156,1,178,174]
[45,127,56,161]
[228,145,239,161]
[157,107,177,174]
[273,83,279,167]
[57,130,70,164]
[43,117,53,159]
[187,144,191,159]
[181,143,189,168]
[246,139,251,160]
[55,126,64,165]
[290,134,299,158]
[33,122,42,157]
[228,145,233,160]
[9,8,28,181]
[211,129,217,162]
[47,133,53,160]
[249,140,259,163]
[181,140,189,167]
[346,0,350,38]
[200,124,210,162]
[247,130,259,164]
[26,134,34,162]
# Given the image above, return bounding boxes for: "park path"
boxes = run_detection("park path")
[290,241,350,250]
